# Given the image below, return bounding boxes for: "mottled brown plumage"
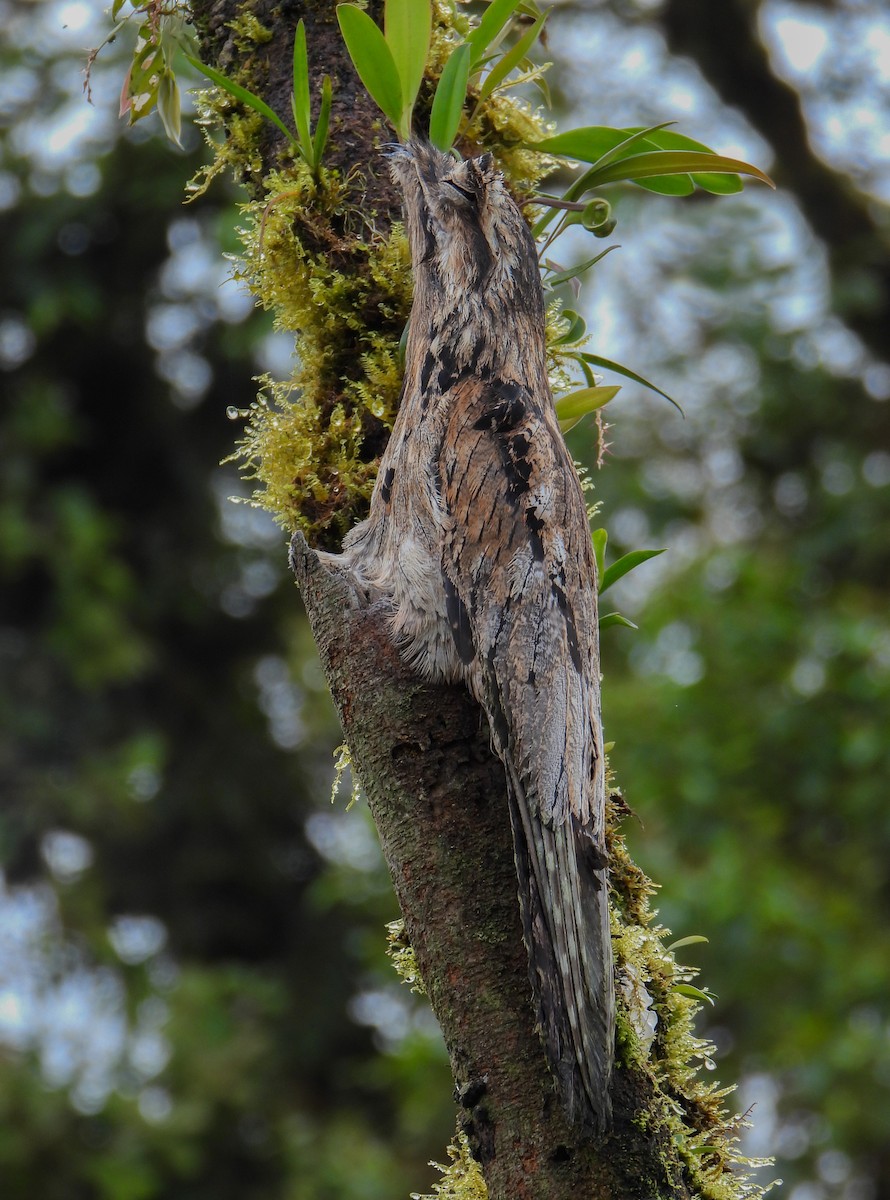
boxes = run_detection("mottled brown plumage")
[311,142,614,1131]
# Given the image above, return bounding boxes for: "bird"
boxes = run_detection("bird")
[310,140,615,1133]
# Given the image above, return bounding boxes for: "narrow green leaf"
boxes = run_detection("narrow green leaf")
[583,150,776,190]
[625,126,713,153]
[674,984,716,1006]
[466,0,523,66]
[398,319,410,367]
[529,122,675,167]
[476,9,547,105]
[127,26,164,123]
[599,612,638,631]
[156,69,182,148]
[544,246,618,288]
[591,528,607,584]
[556,385,620,432]
[112,0,128,16]
[579,352,683,414]
[312,75,333,168]
[574,356,598,387]
[292,20,312,153]
[667,935,710,951]
[627,130,746,192]
[385,0,431,113]
[337,5,404,133]
[531,70,551,108]
[599,548,666,595]
[634,174,695,196]
[429,43,471,151]
[691,172,744,195]
[186,54,295,145]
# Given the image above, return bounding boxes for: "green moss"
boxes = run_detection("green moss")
[607,795,775,1199]
[222,165,412,545]
[385,918,426,995]
[330,742,363,809]
[230,9,273,49]
[411,1130,487,1200]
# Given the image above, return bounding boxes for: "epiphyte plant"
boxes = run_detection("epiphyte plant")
[185,20,333,177]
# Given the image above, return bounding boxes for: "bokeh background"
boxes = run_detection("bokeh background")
[2,1,889,1197]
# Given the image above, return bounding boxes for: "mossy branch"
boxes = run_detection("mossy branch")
[187,2,772,1196]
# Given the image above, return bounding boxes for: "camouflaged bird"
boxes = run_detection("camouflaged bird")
[315,141,614,1132]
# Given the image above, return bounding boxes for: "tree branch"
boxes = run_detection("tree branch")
[658,0,890,364]
[290,534,686,1199]
[188,0,738,1193]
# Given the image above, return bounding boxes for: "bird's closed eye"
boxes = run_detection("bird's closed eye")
[445,178,477,205]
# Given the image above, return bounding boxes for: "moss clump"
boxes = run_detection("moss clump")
[224,165,412,546]
[608,794,775,1199]
[385,918,426,995]
[230,9,272,49]
[410,1130,487,1200]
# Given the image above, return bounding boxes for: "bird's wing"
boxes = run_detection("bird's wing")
[439,375,615,1131]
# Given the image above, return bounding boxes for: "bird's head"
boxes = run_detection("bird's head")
[390,142,542,321]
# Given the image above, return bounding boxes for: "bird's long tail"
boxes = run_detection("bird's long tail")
[505,764,615,1132]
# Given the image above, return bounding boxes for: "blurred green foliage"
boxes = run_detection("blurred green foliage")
[1,2,889,1199]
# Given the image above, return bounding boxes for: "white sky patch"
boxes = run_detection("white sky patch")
[58,2,93,33]
[663,84,696,113]
[867,25,890,81]
[769,14,829,74]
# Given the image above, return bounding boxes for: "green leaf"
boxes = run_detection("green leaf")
[579,352,683,414]
[599,612,638,631]
[156,70,182,148]
[556,385,620,432]
[112,0,128,16]
[337,5,405,134]
[625,126,713,153]
[186,55,295,145]
[292,20,313,153]
[552,308,586,345]
[544,246,618,289]
[398,319,410,367]
[312,75,333,168]
[529,122,675,167]
[385,0,431,114]
[634,174,695,197]
[690,172,744,195]
[476,9,547,105]
[625,129,746,192]
[429,43,471,150]
[126,23,164,123]
[667,935,710,951]
[466,0,523,66]
[582,150,775,191]
[673,984,716,1006]
[599,548,665,594]
[591,527,607,583]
